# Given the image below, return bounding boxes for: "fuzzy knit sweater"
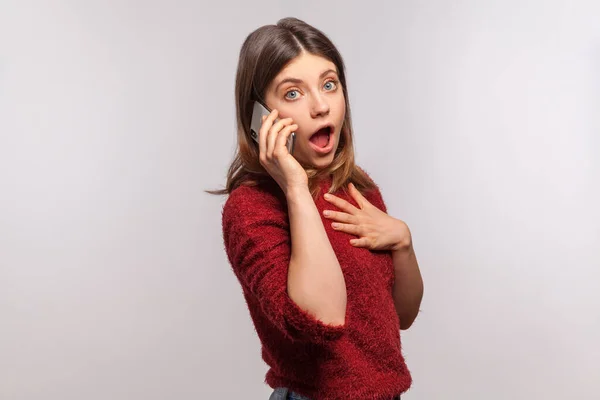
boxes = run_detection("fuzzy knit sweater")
[221,175,412,400]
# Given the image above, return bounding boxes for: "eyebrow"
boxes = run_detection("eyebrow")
[274,68,338,91]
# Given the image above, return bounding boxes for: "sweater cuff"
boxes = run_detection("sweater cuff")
[282,292,346,344]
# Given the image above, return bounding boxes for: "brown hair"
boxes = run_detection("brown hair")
[208,17,376,198]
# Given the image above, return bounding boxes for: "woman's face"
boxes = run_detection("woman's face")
[264,52,346,170]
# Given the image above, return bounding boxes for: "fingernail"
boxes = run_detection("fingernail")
[323,210,330,216]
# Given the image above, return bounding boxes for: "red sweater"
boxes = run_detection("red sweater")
[221,176,412,400]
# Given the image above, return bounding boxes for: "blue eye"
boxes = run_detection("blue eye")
[324,80,337,91]
[285,90,300,100]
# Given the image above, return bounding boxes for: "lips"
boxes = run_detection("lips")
[308,124,335,154]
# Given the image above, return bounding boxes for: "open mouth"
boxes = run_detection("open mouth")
[309,125,333,149]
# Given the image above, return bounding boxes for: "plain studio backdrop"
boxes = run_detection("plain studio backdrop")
[1,1,599,399]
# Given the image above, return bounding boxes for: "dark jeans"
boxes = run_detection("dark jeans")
[269,387,401,400]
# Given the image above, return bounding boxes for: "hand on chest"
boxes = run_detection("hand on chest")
[315,192,394,287]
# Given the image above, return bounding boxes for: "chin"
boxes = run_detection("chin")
[309,154,336,170]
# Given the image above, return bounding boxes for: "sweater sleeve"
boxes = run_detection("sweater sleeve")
[221,186,345,344]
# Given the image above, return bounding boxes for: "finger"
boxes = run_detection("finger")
[323,193,359,214]
[350,237,371,248]
[331,222,362,236]
[323,210,357,224]
[274,123,298,157]
[267,117,294,159]
[259,109,278,160]
[348,182,368,209]
[269,117,294,138]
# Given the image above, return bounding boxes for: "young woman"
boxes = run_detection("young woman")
[212,17,424,400]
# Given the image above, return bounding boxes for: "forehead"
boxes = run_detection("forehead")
[274,52,337,81]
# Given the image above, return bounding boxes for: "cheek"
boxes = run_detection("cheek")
[334,96,346,121]
[275,108,310,134]
[273,106,306,128]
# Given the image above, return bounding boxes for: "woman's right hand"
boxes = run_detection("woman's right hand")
[258,109,308,195]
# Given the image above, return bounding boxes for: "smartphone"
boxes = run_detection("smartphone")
[250,101,296,155]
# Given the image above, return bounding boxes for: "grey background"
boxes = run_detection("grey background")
[1,1,599,399]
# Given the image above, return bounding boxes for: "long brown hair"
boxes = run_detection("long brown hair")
[208,17,376,198]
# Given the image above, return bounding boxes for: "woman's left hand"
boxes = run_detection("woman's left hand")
[323,183,412,252]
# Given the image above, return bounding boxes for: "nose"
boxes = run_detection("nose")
[310,93,330,118]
